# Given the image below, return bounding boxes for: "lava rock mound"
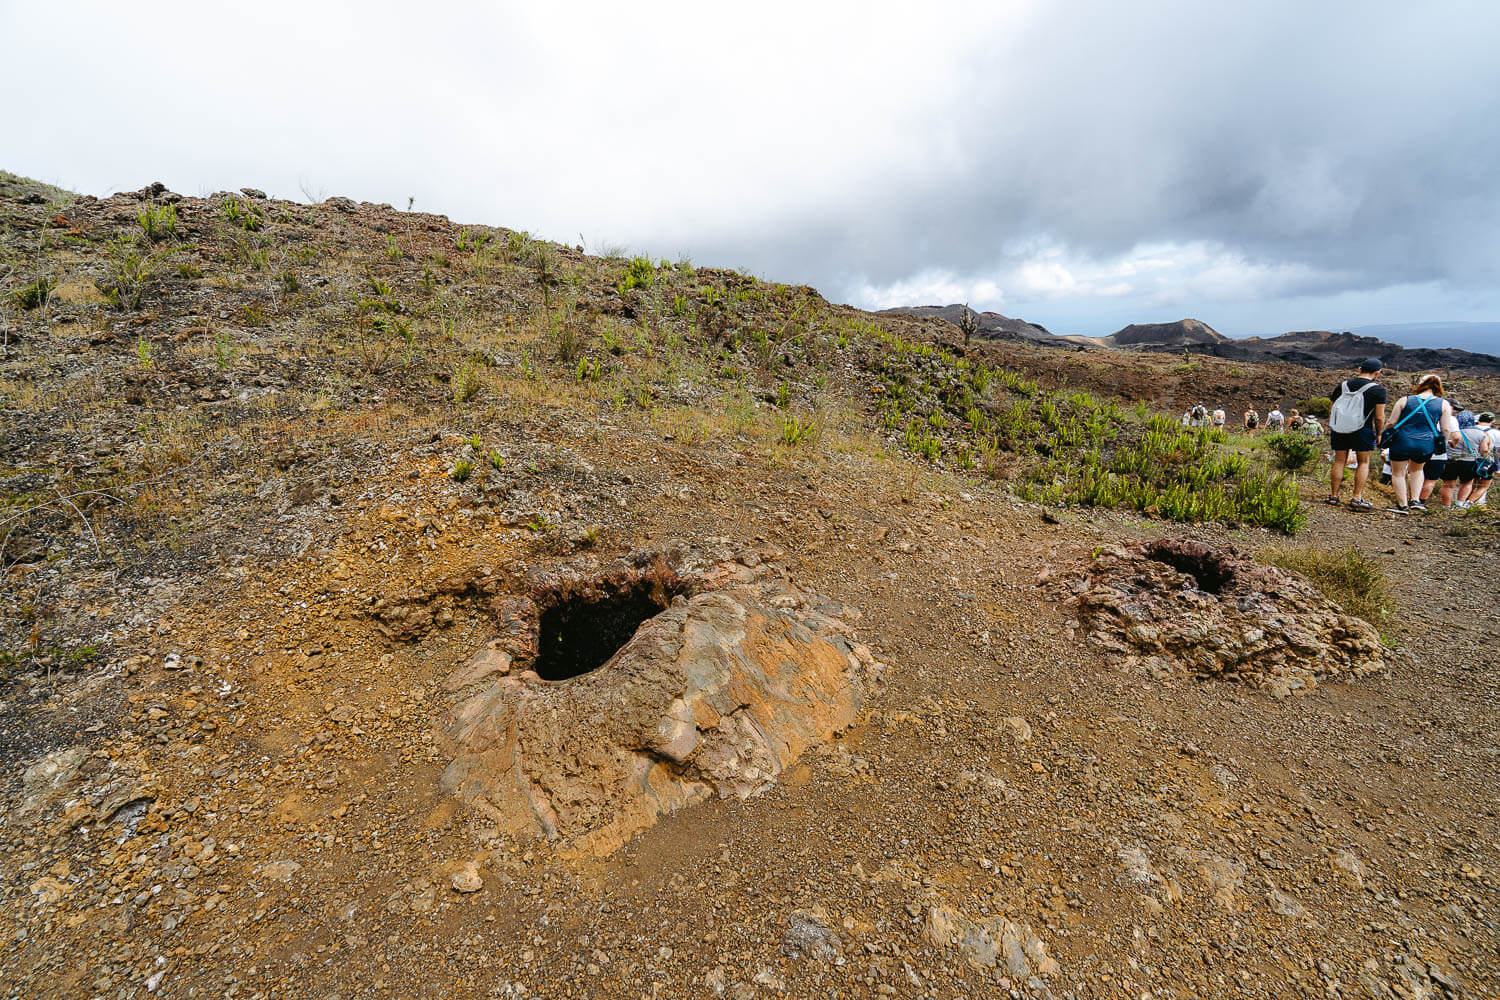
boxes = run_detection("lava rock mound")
[1043,537,1383,696]
[437,560,886,856]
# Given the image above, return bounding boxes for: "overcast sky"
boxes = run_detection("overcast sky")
[5,0,1498,338]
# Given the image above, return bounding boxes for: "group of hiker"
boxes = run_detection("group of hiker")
[1239,405,1322,438]
[1183,403,1325,438]
[1181,358,1496,514]
[1319,359,1497,514]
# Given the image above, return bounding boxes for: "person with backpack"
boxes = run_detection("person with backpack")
[1243,408,1259,433]
[1190,403,1209,427]
[1381,373,1459,514]
[1443,410,1495,508]
[1468,411,1499,506]
[1266,407,1285,432]
[1325,358,1387,511]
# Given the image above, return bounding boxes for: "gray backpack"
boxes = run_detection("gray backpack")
[1328,381,1377,434]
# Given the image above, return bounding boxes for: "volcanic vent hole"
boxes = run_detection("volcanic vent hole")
[534,576,690,681]
[1145,541,1236,595]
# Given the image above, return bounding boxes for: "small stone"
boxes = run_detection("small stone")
[450,863,482,893]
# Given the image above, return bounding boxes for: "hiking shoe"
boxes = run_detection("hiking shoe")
[1347,498,1373,511]
[1409,500,1428,511]
[1324,496,1342,506]
[1385,504,1409,515]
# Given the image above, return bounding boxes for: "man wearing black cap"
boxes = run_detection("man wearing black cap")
[1325,358,1387,511]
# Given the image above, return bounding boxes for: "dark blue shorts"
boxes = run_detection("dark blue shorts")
[1389,444,1433,463]
[1329,427,1376,453]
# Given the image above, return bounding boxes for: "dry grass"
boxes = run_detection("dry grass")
[1257,543,1394,626]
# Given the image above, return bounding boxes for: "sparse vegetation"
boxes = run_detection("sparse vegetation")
[451,458,474,482]
[1258,543,1393,625]
[223,195,264,231]
[452,360,484,403]
[97,237,175,311]
[137,202,177,242]
[11,276,53,310]
[780,415,815,445]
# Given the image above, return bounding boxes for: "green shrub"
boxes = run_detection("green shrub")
[98,238,176,311]
[452,360,484,403]
[451,459,474,482]
[1264,432,1318,472]
[137,203,177,242]
[1299,396,1333,419]
[1257,544,1392,625]
[780,416,815,445]
[620,256,654,292]
[224,196,264,231]
[11,277,53,310]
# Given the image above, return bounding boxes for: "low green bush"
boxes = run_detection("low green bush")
[1264,432,1318,472]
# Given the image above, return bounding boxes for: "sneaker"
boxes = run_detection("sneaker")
[1409,500,1427,511]
[1455,500,1471,509]
[1386,504,1409,515]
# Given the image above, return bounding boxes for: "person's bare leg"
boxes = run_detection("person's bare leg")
[1351,452,1371,500]
[1442,479,1458,506]
[1330,450,1348,499]
[1391,461,1410,506]
[1458,479,1475,502]
[1420,477,1438,502]
[1411,468,1426,505]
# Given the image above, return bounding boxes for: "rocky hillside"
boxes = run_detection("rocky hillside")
[3,171,1499,1000]
[878,304,1069,347]
[1100,318,1228,349]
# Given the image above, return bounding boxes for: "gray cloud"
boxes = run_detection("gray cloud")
[4,1,1497,336]
[688,1,1500,328]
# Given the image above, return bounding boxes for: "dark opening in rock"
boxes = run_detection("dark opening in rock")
[1144,539,1236,594]
[534,573,690,681]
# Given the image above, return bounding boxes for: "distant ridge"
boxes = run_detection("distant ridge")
[1103,324,1500,373]
[876,304,1076,348]
[880,304,1500,373]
